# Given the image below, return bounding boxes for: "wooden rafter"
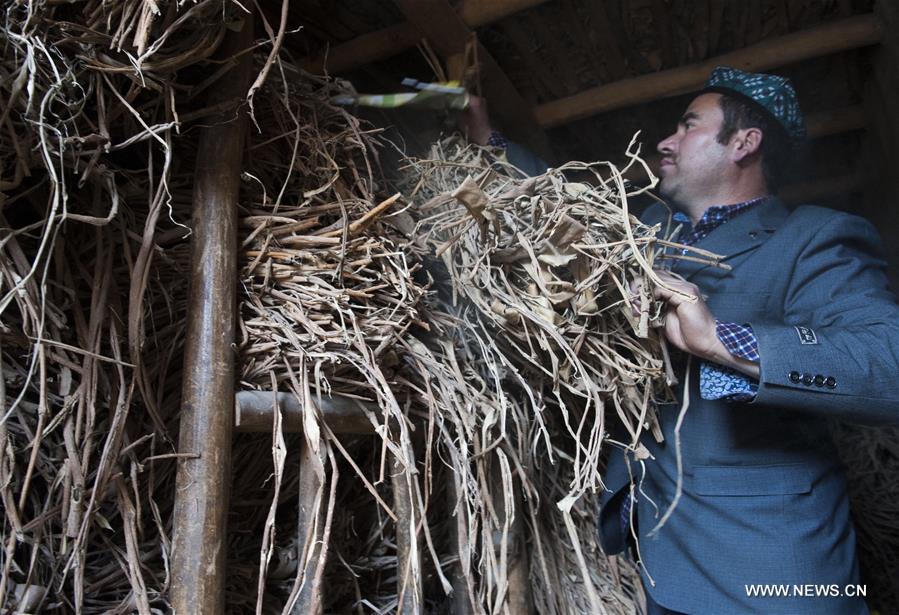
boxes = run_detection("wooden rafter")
[535,13,881,129]
[393,0,549,155]
[302,0,548,75]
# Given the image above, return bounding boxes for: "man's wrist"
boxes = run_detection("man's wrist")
[707,337,760,379]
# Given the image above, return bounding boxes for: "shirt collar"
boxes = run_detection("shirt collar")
[674,196,770,246]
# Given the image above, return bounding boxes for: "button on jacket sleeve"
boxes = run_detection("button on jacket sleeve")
[751,213,899,424]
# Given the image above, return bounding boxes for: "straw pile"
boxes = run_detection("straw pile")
[0,0,656,610]
[5,1,895,613]
[0,0,228,611]
[393,137,695,613]
[231,88,668,611]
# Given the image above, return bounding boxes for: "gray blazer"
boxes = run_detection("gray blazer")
[599,198,899,613]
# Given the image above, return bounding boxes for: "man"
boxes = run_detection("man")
[598,67,899,614]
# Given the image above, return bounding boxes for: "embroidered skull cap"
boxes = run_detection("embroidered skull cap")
[704,66,806,142]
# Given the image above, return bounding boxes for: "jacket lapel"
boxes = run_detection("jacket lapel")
[671,198,791,281]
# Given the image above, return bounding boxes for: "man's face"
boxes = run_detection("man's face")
[656,93,731,205]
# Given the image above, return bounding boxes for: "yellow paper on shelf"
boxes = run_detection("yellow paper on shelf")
[332,79,470,111]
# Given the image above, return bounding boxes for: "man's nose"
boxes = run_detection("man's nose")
[657,133,676,155]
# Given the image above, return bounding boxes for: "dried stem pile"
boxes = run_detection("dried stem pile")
[397,137,687,613]
[231,68,653,612]
[4,1,895,613]
[0,0,236,611]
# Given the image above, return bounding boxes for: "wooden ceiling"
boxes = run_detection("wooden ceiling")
[276,0,880,206]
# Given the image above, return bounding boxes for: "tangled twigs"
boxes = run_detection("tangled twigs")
[0,1,238,612]
[390,136,693,612]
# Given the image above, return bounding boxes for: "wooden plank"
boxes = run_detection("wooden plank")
[560,0,611,84]
[393,0,549,155]
[234,391,376,435]
[302,0,548,74]
[650,0,677,69]
[535,13,881,128]
[708,0,726,55]
[303,23,418,75]
[691,0,711,60]
[169,16,253,615]
[522,9,581,95]
[498,21,569,100]
[290,437,327,615]
[582,0,628,81]
[804,104,865,139]
[392,454,423,613]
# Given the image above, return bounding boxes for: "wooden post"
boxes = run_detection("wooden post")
[447,477,477,615]
[489,462,533,614]
[535,14,882,128]
[290,437,327,615]
[234,391,376,435]
[392,452,423,613]
[169,16,253,614]
[504,487,532,615]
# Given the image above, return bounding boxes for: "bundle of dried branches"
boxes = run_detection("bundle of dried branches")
[231,80,659,611]
[407,136,681,492]
[0,1,297,611]
[394,136,694,613]
[233,63,439,613]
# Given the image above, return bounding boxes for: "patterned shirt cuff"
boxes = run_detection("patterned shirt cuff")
[716,320,759,362]
[699,361,758,401]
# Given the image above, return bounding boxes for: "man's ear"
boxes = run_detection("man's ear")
[731,127,763,163]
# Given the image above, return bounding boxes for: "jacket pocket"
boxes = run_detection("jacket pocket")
[693,463,815,496]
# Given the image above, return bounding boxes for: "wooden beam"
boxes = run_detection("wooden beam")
[302,0,548,74]
[393,0,549,155]
[804,104,866,139]
[291,437,327,615]
[462,0,546,27]
[392,454,423,613]
[535,14,882,128]
[169,16,253,615]
[234,391,376,435]
[490,464,533,614]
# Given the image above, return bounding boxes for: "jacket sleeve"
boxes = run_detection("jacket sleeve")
[750,212,899,425]
[504,141,548,177]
